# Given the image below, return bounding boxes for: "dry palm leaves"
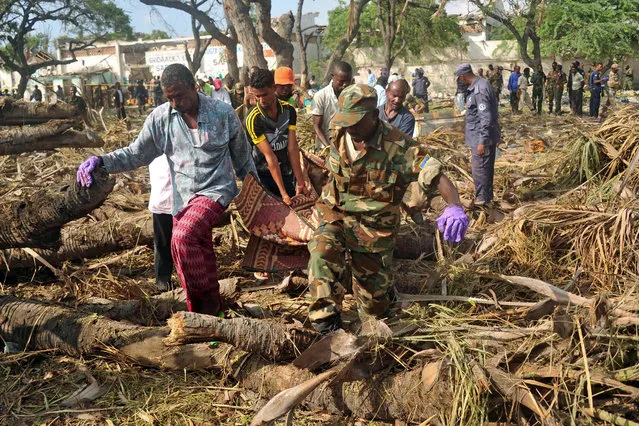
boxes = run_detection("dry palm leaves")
[552,106,639,192]
[479,203,639,292]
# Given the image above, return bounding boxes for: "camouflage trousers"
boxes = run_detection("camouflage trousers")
[308,218,394,326]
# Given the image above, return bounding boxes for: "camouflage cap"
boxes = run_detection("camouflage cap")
[331,84,378,128]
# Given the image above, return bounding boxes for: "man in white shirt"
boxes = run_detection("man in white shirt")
[210,77,232,105]
[148,155,174,291]
[310,61,353,149]
[517,67,534,112]
[569,63,585,116]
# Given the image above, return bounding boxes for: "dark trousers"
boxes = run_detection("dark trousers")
[570,90,583,116]
[471,144,496,203]
[554,89,563,113]
[532,86,543,114]
[116,105,127,120]
[257,171,296,199]
[590,88,601,117]
[509,92,519,112]
[153,213,174,285]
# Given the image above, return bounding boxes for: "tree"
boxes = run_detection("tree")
[323,0,462,77]
[183,0,214,75]
[139,0,243,80]
[253,0,295,67]
[538,0,639,66]
[321,0,371,85]
[0,0,132,97]
[295,0,308,87]
[139,30,171,40]
[375,0,462,70]
[469,0,544,71]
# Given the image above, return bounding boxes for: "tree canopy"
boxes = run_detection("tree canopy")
[323,0,462,70]
[0,0,132,95]
[539,0,639,64]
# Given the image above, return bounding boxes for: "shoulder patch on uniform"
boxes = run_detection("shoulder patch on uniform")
[420,155,430,169]
[478,103,487,111]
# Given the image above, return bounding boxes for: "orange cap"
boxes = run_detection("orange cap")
[274,67,295,85]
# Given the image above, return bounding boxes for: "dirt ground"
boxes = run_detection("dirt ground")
[1,99,639,425]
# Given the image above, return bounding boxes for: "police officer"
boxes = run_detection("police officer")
[307,84,469,333]
[589,62,604,118]
[457,63,500,207]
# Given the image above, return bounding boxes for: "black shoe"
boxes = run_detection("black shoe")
[312,315,343,335]
[156,280,171,291]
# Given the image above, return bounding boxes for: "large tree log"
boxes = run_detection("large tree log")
[0,294,454,422]
[0,98,79,125]
[0,119,103,155]
[81,278,240,325]
[1,208,234,271]
[0,210,152,270]
[165,311,318,361]
[0,168,114,250]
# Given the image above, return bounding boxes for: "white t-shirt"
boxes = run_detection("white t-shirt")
[517,75,529,90]
[344,133,364,163]
[210,88,232,105]
[571,72,584,91]
[310,84,339,144]
[148,155,172,215]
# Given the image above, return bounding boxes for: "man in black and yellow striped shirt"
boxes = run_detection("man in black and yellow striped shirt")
[245,69,309,205]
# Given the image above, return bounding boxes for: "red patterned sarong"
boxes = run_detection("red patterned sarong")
[171,196,226,314]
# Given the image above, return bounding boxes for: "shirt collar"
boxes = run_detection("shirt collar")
[169,93,205,123]
[255,98,284,118]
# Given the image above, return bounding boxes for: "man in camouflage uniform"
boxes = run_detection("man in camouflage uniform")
[624,65,634,91]
[530,65,546,115]
[488,66,503,103]
[546,62,557,113]
[308,84,469,333]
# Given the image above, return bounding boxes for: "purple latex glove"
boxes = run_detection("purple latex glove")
[436,205,469,243]
[77,156,101,187]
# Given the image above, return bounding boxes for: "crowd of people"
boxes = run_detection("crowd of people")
[75,61,470,333]
[52,53,636,334]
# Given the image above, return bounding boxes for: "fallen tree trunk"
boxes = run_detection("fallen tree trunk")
[81,278,240,325]
[0,98,79,126]
[0,294,455,422]
[0,169,115,250]
[0,119,103,155]
[165,311,318,361]
[0,208,236,271]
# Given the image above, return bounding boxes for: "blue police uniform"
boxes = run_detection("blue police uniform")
[589,70,602,118]
[465,76,500,203]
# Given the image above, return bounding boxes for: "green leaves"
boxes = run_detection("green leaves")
[539,0,639,61]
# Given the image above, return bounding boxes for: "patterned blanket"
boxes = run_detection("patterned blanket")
[236,172,319,271]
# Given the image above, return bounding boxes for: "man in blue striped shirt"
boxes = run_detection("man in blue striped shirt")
[76,63,257,315]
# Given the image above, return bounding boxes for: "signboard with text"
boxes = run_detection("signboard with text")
[145,43,277,78]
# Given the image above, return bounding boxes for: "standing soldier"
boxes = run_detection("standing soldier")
[65,86,89,123]
[546,62,558,114]
[307,84,468,333]
[134,80,149,116]
[486,64,494,80]
[607,64,621,104]
[553,64,567,115]
[113,82,126,120]
[489,66,503,104]
[530,65,546,115]
[624,65,634,91]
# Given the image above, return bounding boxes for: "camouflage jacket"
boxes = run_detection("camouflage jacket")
[608,71,620,89]
[318,120,442,233]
